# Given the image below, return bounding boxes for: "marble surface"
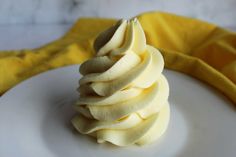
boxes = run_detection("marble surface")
[0,24,71,50]
[0,0,236,51]
[0,0,236,27]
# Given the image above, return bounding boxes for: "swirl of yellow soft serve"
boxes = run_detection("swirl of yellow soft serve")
[72,18,170,146]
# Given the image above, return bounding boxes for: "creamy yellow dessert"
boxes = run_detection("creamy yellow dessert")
[72,18,170,146]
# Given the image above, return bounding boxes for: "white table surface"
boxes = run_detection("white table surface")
[0,25,235,51]
[0,24,71,51]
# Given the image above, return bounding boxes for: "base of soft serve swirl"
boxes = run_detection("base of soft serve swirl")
[71,18,170,146]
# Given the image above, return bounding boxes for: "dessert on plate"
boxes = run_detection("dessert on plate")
[72,18,170,146]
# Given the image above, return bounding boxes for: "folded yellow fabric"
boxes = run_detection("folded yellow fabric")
[0,12,235,104]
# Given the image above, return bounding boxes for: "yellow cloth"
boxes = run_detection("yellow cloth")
[0,12,235,104]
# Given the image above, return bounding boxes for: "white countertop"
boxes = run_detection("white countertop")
[1,0,236,51]
[0,25,235,51]
[1,0,236,27]
[0,24,71,51]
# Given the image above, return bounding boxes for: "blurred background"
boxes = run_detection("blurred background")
[0,0,236,50]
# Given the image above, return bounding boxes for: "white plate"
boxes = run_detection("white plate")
[0,65,235,157]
